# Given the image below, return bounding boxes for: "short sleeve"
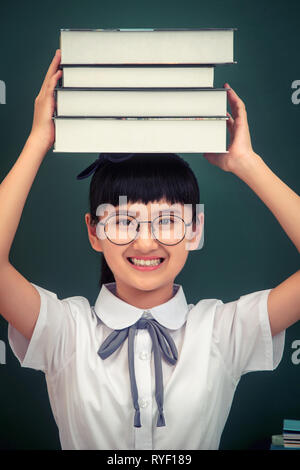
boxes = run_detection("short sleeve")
[212,288,286,383]
[8,282,77,375]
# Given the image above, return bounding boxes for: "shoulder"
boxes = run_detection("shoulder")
[185,288,272,331]
[185,297,224,330]
[188,297,224,314]
[31,282,94,322]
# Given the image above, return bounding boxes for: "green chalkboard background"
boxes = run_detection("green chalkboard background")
[0,0,300,450]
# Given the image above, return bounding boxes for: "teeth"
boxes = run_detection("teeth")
[130,258,162,266]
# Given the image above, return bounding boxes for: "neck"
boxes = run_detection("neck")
[113,279,175,309]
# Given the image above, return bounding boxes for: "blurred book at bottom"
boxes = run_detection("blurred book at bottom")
[53,116,228,153]
[270,434,284,450]
[270,420,300,450]
[283,419,300,448]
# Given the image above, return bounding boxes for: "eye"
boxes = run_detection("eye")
[116,216,136,227]
[159,216,175,225]
[117,217,131,226]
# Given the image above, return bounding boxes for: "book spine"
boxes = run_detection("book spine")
[54,87,228,91]
[60,64,218,68]
[60,62,237,66]
[60,27,238,31]
[52,116,229,120]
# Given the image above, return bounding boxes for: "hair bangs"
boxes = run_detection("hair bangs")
[89,154,199,225]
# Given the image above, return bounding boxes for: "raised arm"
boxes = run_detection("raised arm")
[0,50,62,340]
[203,84,300,337]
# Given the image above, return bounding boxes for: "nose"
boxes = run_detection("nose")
[132,221,159,249]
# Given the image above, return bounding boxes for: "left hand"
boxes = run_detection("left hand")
[203,83,255,173]
[29,49,62,153]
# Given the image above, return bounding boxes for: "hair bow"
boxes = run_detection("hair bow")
[76,153,135,180]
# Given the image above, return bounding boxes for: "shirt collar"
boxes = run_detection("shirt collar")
[93,282,189,330]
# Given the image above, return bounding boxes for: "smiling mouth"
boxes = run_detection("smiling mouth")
[127,257,165,267]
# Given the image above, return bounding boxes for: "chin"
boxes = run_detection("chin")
[127,276,166,292]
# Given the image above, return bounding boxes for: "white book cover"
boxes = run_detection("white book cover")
[62,65,215,88]
[55,88,227,117]
[60,28,236,64]
[53,117,228,153]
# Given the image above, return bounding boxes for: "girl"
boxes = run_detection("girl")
[1,49,300,450]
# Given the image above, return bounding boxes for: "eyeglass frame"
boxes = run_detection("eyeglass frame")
[96,213,195,246]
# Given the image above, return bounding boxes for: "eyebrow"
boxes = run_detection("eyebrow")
[97,207,187,222]
[115,208,184,216]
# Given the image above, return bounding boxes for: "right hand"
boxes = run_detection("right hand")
[29,49,62,152]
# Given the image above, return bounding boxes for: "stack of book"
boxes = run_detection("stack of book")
[283,419,300,448]
[270,433,284,450]
[53,28,236,153]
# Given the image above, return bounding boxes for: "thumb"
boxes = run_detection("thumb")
[203,153,217,165]
[203,152,229,170]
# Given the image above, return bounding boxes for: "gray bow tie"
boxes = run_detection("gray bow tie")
[98,317,178,427]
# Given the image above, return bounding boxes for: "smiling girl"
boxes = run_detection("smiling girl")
[0,50,300,450]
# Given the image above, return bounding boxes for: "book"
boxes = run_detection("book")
[53,27,235,153]
[283,419,300,449]
[270,445,299,450]
[60,28,236,65]
[284,419,300,432]
[61,65,215,88]
[55,87,227,117]
[52,117,228,153]
[272,434,284,447]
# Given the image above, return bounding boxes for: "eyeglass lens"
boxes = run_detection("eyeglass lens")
[104,214,186,245]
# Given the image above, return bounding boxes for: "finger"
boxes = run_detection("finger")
[45,49,61,79]
[41,50,61,90]
[46,69,63,93]
[224,83,247,121]
[224,83,242,103]
[202,153,217,165]
[203,152,226,162]
[226,114,234,138]
[226,111,234,126]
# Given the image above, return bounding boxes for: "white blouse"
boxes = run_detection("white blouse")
[8,282,285,450]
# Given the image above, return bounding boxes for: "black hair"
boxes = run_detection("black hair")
[88,153,200,288]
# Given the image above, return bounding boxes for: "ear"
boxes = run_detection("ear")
[85,213,103,253]
[184,211,204,251]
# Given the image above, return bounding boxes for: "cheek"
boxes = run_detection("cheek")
[169,247,189,268]
[102,244,124,269]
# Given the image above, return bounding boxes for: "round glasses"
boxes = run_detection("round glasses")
[97,213,193,246]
